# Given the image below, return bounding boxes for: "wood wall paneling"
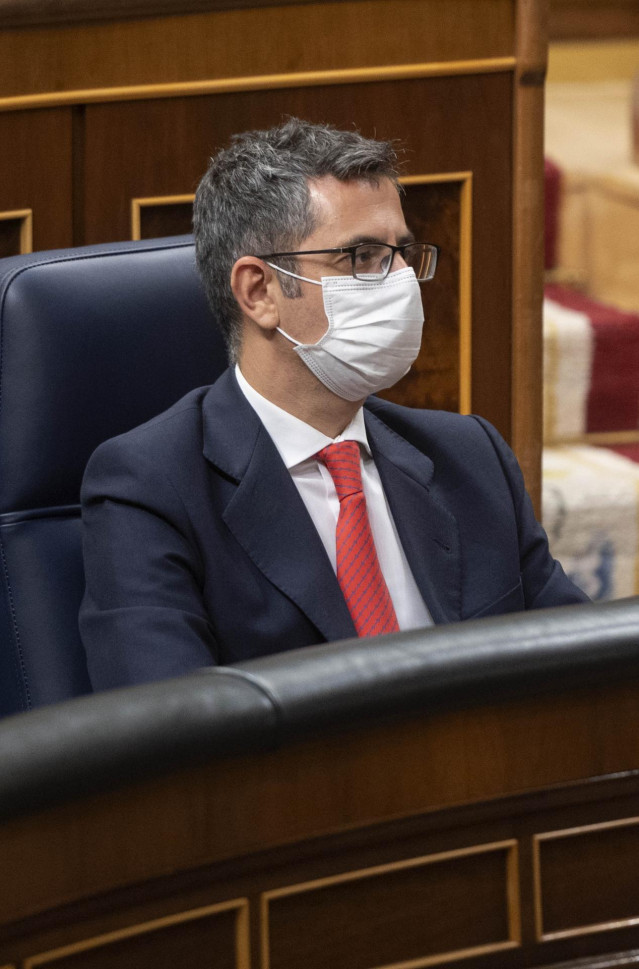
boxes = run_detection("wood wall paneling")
[2,680,639,933]
[3,766,639,967]
[549,0,639,40]
[0,0,514,100]
[262,842,519,969]
[0,209,32,257]
[18,0,636,38]
[0,0,512,32]
[383,174,472,415]
[0,109,73,251]
[22,901,249,969]
[537,951,639,969]
[130,194,194,240]
[535,818,639,941]
[511,0,547,507]
[541,953,639,969]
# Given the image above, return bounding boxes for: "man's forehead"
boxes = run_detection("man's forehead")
[307,174,398,203]
[306,176,406,240]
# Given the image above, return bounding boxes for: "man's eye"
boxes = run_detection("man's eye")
[354,246,379,267]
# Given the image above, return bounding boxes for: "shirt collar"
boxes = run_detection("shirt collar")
[235,365,371,470]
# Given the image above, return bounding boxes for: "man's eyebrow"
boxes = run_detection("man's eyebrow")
[337,231,416,248]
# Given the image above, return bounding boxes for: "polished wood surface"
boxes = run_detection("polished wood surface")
[534,818,639,939]
[0,0,507,28]
[0,0,513,100]
[0,109,73,251]
[1,678,639,968]
[511,0,547,504]
[550,0,639,39]
[263,843,518,968]
[0,0,329,27]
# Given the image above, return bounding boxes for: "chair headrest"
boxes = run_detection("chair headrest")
[0,236,228,514]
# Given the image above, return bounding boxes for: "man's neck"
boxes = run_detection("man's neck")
[238,354,362,439]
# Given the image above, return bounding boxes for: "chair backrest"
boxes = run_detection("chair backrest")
[0,236,228,716]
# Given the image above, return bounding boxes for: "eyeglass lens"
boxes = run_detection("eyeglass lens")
[353,244,436,281]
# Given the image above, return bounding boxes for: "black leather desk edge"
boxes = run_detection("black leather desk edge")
[1,598,638,822]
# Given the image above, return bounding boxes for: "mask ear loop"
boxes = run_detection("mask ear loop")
[266,262,321,286]
[276,326,303,347]
[266,262,323,347]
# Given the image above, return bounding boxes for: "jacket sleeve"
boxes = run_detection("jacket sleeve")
[79,434,218,691]
[471,416,590,609]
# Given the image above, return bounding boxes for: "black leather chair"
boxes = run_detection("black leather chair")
[0,237,228,717]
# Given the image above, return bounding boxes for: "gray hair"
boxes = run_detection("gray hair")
[193,117,401,361]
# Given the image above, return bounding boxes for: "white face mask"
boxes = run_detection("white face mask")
[271,265,425,402]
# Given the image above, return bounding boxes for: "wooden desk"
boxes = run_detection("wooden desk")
[2,602,639,969]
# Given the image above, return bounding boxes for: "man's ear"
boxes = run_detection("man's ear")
[231,257,280,331]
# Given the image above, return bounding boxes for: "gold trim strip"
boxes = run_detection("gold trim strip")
[0,57,516,113]
[536,814,639,842]
[131,193,195,241]
[532,831,544,943]
[263,841,516,902]
[533,816,639,942]
[401,172,473,413]
[542,915,639,943]
[458,174,473,414]
[261,840,519,969]
[0,208,33,254]
[25,898,250,967]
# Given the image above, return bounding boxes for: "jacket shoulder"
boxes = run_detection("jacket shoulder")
[364,397,497,450]
[87,385,211,468]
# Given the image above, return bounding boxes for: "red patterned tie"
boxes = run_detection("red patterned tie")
[318,440,400,637]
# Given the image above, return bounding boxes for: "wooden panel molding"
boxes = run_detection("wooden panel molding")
[539,948,639,968]
[0,60,516,114]
[3,763,639,967]
[395,172,473,415]
[534,817,639,942]
[261,841,520,969]
[0,209,32,257]
[23,899,250,969]
[131,194,194,240]
[511,0,547,509]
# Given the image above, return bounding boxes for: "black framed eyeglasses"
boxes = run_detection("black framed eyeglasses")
[255,242,439,282]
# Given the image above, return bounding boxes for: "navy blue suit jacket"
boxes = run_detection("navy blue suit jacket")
[80,368,588,690]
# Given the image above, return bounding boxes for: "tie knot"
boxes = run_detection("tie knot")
[317,440,363,500]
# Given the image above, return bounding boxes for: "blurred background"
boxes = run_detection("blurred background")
[542,0,639,600]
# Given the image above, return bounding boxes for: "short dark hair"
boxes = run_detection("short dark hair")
[193,117,401,361]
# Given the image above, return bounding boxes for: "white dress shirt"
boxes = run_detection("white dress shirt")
[235,366,432,631]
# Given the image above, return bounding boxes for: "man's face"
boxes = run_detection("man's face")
[274,175,414,346]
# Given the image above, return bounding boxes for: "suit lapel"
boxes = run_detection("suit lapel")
[202,371,356,642]
[365,409,462,624]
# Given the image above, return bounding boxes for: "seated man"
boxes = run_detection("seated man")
[80,117,588,690]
